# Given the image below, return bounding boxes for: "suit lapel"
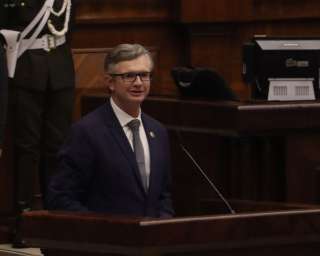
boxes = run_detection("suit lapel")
[103,101,147,194]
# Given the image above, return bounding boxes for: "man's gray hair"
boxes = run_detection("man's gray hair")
[104,44,154,73]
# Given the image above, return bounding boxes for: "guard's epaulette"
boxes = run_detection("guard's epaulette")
[3,0,27,8]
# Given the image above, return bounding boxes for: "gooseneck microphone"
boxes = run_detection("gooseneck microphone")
[179,142,236,214]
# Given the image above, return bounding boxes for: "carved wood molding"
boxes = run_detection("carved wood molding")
[179,0,320,23]
[76,0,176,24]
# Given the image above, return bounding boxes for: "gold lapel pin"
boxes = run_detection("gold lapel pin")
[149,131,155,138]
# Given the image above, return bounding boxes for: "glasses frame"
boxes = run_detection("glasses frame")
[109,72,152,83]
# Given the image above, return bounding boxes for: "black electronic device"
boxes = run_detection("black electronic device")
[242,37,320,100]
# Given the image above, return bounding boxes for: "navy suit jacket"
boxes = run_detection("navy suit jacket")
[47,100,174,218]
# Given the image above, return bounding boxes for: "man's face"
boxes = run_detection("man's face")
[107,54,152,113]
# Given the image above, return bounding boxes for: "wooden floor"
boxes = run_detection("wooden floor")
[0,244,41,256]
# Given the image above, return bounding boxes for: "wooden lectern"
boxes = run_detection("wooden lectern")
[22,202,320,256]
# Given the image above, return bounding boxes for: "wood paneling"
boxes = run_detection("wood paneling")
[179,0,251,23]
[285,134,320,204]
[179,0,320,22]
[250,0,320,21]
[72,48,107,119]
[76,0,176,23]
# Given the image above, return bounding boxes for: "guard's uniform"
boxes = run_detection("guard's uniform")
[0,0,75,210]
[0,0,8,152]
[0,42,7,150]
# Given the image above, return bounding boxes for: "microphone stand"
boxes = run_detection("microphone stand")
[179,142,236,214]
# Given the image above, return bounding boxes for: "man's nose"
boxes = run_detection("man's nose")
[133,75,143,84]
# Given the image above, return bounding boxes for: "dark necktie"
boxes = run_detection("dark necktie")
[127,119,148,192]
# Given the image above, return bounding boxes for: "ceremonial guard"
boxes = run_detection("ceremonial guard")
[0,41,7,158]
[0,0,8,158]
[0,0,76,247]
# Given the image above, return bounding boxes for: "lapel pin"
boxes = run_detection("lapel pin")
[149,131,155,138]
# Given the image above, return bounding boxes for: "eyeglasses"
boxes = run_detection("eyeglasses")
[109,72,152,83]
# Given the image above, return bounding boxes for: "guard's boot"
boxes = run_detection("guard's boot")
[12,201,31,248]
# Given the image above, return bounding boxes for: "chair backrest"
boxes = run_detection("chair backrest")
[171,67,238,101]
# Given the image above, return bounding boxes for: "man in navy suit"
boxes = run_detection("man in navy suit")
[47,43,174,218]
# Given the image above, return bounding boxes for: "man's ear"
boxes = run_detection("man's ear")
[104,73,114,92]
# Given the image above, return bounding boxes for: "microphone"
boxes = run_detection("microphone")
[178,136,236,214]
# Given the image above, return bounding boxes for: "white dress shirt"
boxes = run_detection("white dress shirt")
[110,98,150,186]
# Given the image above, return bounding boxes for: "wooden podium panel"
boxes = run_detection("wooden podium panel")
[22,204,320,256]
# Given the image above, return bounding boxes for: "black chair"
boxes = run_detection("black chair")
[171,67,238,101]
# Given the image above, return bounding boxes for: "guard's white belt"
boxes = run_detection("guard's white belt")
[21,34,66,52]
